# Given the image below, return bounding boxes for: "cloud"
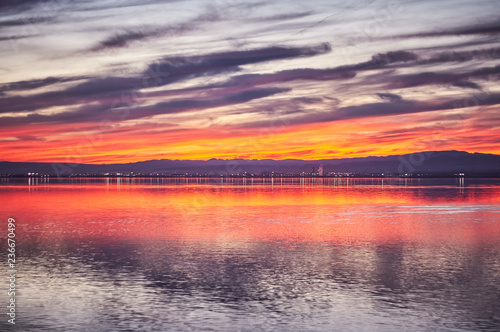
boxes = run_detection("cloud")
[0,43,331,115]
[0,16,52,27]
[0,76,142,114]
[2,41,498,134]
[193,68,356,91]
[5,43,494,126]
[2,40,497,128]
[384,64,500,89]
[89,2,262,52]
[13,135,42,141]
[132,87,291,118]
[237,93,500,129]
[90,21,198,52]
[91,30,152,51]
[341,93,500,121]
[0,35,30,41]
[140,46,498,98]
[426,47,500,63]
[0,76,88,93]
[258,11,314,22]
[190,47,497,95]
[469,64,500,77]
[144,49,419,95]
[0,87,291,127]
[387,72,459,89]
[377,93,403,102]
[398,21,500,38]
[142,43,332,86]
[332,99,419,120]
[314,50,420,73]
[63,76,142,97]
[223,88,291,104]
[452,81,482,90]
[359,51,419,68]
[292,0,377,35]
[0,0,49,12]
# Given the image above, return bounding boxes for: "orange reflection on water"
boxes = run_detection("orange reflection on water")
[2,181,500,247]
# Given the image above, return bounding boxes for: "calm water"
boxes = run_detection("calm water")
[1,177,500,331]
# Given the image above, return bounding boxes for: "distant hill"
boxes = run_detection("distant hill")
[1,150,499,176]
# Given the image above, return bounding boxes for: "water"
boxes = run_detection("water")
[1,177,500,331]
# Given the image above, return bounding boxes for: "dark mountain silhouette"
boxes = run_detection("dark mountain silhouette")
[0,150,499,176]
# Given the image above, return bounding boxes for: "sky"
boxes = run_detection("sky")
[0,0,499,163]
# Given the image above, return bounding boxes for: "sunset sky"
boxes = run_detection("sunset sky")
[1,0,499,163]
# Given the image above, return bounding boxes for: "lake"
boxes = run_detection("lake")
[1,177,500,331]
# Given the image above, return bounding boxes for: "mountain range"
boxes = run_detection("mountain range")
[1,150,499,176]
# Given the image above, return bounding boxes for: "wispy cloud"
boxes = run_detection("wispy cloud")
[146,43,331,83]
[0,16,53,27]
[0,75,88,92]
[396,20,500,38]
[452,81,482,90]
[2,43,499,127]
[0,43,331,116]
[89,2,261,52]
[425,48,500,63]
[0,0,49,12]
[377,93,403,102]
[91,30,154,51]
[0,86,291,127]
[1,0,499,162]
[235,93,500,128]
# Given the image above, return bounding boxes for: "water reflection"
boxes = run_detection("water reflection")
[1,179,500,331]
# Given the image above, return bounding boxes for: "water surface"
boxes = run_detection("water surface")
[1,178,500,331]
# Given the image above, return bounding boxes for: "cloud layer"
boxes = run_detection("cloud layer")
[0,0,499,162]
